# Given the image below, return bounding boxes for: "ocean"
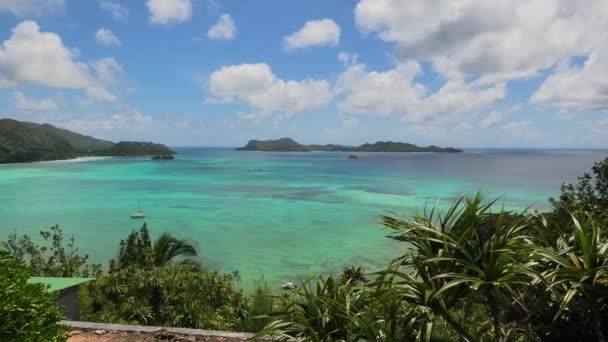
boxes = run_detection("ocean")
[1,148,606,289]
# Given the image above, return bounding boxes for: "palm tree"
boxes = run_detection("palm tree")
[110,223,201,271]
[151,232,199,268]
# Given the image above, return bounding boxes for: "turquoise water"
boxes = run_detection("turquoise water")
[1,148,606,289]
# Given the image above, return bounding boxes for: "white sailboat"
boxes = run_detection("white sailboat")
[130,201,145,219]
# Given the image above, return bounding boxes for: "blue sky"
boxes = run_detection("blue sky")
[0,0,607,147]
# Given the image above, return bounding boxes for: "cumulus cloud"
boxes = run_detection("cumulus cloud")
[355,0,608,84]
[0,0,64,16]
[337,52,358,66]
[500,120,543,139]
[99,1,129,20]
[335,60,505,123]
[284,18,340,51]
[0,21,120,102]
[207,14,237,41]
[531,53,608,111]
[480,111,504,128]
[208,63,332,120]
[91,57,123,85]
[59,110,154,134]
[146,0,192,25]
[95,28,121,47]
[12,91,58,111]
[582,118,608,140]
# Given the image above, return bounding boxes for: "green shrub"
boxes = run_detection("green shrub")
[1,225,100,277]
[0,251,67,342]
[82,266,249,331]
[241,278,275,332]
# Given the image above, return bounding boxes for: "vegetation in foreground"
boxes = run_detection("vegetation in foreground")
[0,251,67,342]
[0,156,607,341]
[258,156,608,342]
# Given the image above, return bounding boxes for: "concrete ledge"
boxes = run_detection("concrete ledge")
[61,320,255,339]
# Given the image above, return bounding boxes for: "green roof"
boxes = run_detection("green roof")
[28,277,94,292]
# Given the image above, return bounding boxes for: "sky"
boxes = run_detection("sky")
[0,0,607,148]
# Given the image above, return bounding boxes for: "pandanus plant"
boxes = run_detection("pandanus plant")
[378,194,536,342]
[257,275,431,341]
[533,213,608,342]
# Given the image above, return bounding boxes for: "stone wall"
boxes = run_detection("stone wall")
[62,321,255,341]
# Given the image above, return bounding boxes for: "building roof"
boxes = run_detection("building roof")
[28,277,94,292]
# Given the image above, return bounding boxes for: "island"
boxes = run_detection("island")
[93,141,175,157]
[0,118,176,164]
[237,137,462,153]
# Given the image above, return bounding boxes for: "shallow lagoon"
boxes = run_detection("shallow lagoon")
[1,148,606,289]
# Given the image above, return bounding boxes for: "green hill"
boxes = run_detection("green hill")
[237,138,462,153]
[0,119,79,163]
[24,122,114,151]
[0,118,176,164]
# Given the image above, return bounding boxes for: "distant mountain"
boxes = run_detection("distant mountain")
[0,118,175,164]
[237,137,463,153]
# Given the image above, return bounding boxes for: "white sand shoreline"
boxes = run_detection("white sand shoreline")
[0,156,113,167]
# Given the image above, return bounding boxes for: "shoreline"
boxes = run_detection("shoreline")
[0,156,113,167]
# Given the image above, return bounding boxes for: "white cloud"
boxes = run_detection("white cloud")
[0,0,64,16]
[335,61,423,117]
[500,120,543,139]
[555,111,576,121]
[95,28,121,47]
[208,63,332,120]
[337,52,358,66]
[100,1,129,20]
[207,14,237,41]
[146,0,192,25]
[60,110,154,133]
[284,18,340,51]
[12,91,58,111]
[92,57,123,85]
[209,63,275,101]
[335,60,505,123]
[582,118,608,139]
[0,21,119,102]
[480,111,504,128]
[355,0,608,85]
[531,53,608,111]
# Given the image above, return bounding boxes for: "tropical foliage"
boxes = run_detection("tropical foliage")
[0,251,67,342]
[81,224,249,330]
[109,223,201,271]
[81,266,249,330]
[1,225,100,277]
[550,157,608,220]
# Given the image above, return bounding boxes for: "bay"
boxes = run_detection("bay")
[1,148,606,289]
